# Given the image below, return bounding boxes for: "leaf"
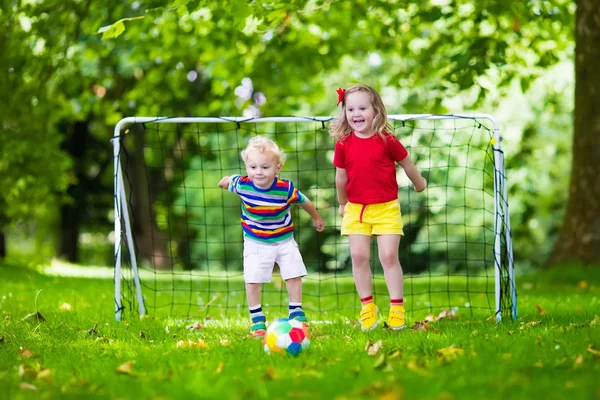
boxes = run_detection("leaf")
[578,281,588,289]
[215,362,224,374]
[115,361,134,375]
[586,344,600,358]
[185,321,204,331]
[589,315,600,327]
[19,347,35,358]
[176,339,208,349]
[242,15,263,36]
[59,303,72,311]
[536,304,547,316]
[373,353,387,369]
[366,340,383,356]
[262,366,278,381]
[139,331,147,339]
[220,339,231,346]
[574,354,583,367]
[22,312,46,323]
[19,382,37,391]
[36,368,53,383]
[86,323,98,336]
[99,17,145,40]
[18,364,37,380]
[437,345,464,363]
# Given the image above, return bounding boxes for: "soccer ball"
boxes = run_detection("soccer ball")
[263,318,310,356]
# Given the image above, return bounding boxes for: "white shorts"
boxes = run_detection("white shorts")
[243,238,307,283]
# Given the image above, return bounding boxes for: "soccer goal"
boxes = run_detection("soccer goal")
[112,115,516,324]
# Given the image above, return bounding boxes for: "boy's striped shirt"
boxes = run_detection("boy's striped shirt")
[228,175,306,243]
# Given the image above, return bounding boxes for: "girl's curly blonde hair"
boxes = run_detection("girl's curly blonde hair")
[329,84,393,141]
[240,135,287,165]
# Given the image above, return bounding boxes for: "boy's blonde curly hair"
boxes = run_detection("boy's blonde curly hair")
[329,84,393,141]
[240,136,287,165]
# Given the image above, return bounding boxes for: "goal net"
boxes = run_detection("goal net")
[112,115,516,324]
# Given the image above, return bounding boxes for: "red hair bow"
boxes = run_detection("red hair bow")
[336,88,346,106]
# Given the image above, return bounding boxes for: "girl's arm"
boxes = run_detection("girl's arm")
[335,168,349,215]
[298,198,325,232]
[398,156,427,192]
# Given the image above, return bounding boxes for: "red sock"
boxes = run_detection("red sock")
[360,295,373,305]
[390,298,404,306]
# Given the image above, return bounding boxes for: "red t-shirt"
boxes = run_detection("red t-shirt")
[333,132,408,204]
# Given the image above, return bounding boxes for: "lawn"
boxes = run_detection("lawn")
[0,260,599,399]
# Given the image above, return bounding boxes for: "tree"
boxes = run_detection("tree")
[547,0,600,266]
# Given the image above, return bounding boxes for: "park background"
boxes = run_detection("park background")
[1,1,599,399]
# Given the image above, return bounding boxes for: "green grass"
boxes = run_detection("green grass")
[1,261,599,399]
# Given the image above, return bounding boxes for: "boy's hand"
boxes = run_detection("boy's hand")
[218,176,230,189]
[415,177,427,192]
[338,204,345,216]
[313,217,325,232]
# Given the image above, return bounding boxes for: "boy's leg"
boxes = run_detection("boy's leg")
[376,234,405,330]
[277,239,308,322]
[246,283,267,337]
[285,277,306,322]
[348,234,378,331]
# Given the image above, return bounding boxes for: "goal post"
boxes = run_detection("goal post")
[112,115,516,323]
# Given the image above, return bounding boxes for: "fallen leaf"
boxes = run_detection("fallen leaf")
[59,303,72,311]
[438,309,458,320]
[534,360,543,368]
[220,339,230,346]
[587,344,600,357]
[412,320,436,331]
[263,367,278,381]
[139,331,147,339]
[424,314,438,322]
[437,345,464,362]
[115,361,134,375]
[373,353,387,369]
[18,364,37,380]
[536,304,547,316]
[574,354,583,367]
[590,315,600,327]
[19,382,37,391]
[176,339,208,349]
[406,359,430,376]
[21,312,46,323]
[186,321,204,331]
[36,368,53,382]
[578,280,588,289]
[366,340,383,356]
[19,347,35,358]
[86,324,98,336]
[215,362,224,374]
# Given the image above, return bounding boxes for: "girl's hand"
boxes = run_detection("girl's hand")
[313,217,325,232]
[218,176,229,189]
[338,204,345,216]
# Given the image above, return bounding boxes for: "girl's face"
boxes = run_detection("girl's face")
[345,91,376,137]
[244,149,281,189]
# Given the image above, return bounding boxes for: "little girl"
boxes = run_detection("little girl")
[330,84,427,331]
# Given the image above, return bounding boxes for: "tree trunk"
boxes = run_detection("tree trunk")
[547,0,600,266]
[58,121,88,263]
[0,230,5,259]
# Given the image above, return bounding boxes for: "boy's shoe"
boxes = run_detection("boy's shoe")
[248,328,266,338]
[387,305,406,330]
[360,302,378,331]
[289,308,307,323]
[249,317,267,338]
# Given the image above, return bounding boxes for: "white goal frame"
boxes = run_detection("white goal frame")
[111,114,516,322]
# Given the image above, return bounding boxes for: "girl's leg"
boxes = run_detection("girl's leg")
[348,235,378,331]
[348,235,373,297]
[376,235,403,299]
[285,277,306,321]
[376,234,406,329]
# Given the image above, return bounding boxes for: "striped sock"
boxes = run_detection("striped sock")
[249,304,266,331]
[288,302,306,321]
[360,295,374,306]
[390,298,404,307]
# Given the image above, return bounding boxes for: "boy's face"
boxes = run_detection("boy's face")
[245,149,281,189]
[345,91,375,137]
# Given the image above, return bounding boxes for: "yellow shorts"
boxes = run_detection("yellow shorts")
[341,200,404,236]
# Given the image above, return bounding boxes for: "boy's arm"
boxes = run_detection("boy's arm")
[335,168,349,215]
[218,176,230,189]
[398,156,427,192]
[298,198,325,232]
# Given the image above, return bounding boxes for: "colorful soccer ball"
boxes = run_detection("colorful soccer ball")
[263,318,310,356]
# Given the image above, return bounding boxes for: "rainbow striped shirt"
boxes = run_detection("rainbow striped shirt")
[228,175,306,244]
